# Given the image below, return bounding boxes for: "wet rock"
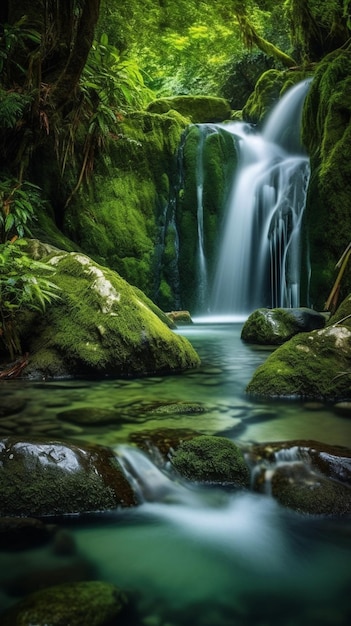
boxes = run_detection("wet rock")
[246,324,351,400]
[129,427,200,462]
[0,517,54,551]
[166,310,193,326]
[57,407,120,426]
[147,402,206,416]
[170,435,250,488]
[248,439,351,486]
[333,401,351,418]
[248,439,351,516]
[18,245,200,380]
[0,397,27,418]
[1,581,132,626]
[4,557,94,597]
[241,307,326,345]
[270,462,351,516]
[0,436,138,517]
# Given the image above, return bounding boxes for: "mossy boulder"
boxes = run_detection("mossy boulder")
[246,292,351,399]
[302,49,351,308]
[0,436,137,517]
[241,307,326,345]
[246,322,351,400]
[19,245,200,379]
[170,435,250,488]
[146,95,232,123]
[1,581,131,626]
[270,463,351,516]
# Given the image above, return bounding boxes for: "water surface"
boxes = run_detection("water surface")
[1,323,351,625]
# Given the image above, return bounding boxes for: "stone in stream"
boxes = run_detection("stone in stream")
[1,581,133,626]
[170,435,251,488]
[0,437,138,517]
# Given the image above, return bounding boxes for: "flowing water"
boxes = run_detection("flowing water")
[209,79,312,316]
[1,322,351,624]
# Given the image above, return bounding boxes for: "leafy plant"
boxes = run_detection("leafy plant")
[0,178,45,243]
[0,240,60,360]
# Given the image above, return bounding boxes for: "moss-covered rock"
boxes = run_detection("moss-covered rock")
[242,69,310,125]
[302,49,351,309]
[248,439,351,516]
[170,435,250,488]
[246,323,351,400]
[0,436,137,517]
[19,246,200,379]
[146,95,232,123]
[1,581,131,626]
[270,462,351,516]
[241,307,326,345]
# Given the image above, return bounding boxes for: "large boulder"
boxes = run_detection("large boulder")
[241,307,326,345]
[19,244,200,379]
[0,437,138,517]
[246,295,351,400]
[246,323,351,400]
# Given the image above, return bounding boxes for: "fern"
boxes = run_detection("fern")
[0,89,32,129]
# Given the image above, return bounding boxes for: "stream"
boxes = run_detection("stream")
[1,322,351,625]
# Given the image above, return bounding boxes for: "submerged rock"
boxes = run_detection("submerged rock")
[241,307,326,345]
[248,439,351,516]
[170,435,250,488]
[270,463,351,517]
[0,437,138,517]
[19,244,200,380]
[1,581,131,626]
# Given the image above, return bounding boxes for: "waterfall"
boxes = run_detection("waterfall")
[210,79,312,319]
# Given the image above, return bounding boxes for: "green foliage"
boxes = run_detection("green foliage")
[0,19,41,81]
[0,178,46,242]
[0,88,32,129]
[82,33,154,113]
[0,240,60,359]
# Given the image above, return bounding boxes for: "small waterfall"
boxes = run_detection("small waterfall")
[211,79,312,318]
[195,126,209,311]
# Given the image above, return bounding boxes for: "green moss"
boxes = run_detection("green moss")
[170,435,250,488]
[246,325,351,400]
[302,50,351,308]
[63,110,189,304]
[243,69,310,125]
[19,249,200,379]
[1,581,129,626]
[146,95,232,123]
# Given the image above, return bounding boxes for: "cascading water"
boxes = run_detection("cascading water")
[210,79,312,318]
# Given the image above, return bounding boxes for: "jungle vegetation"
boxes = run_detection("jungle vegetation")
[1,0,351,358]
